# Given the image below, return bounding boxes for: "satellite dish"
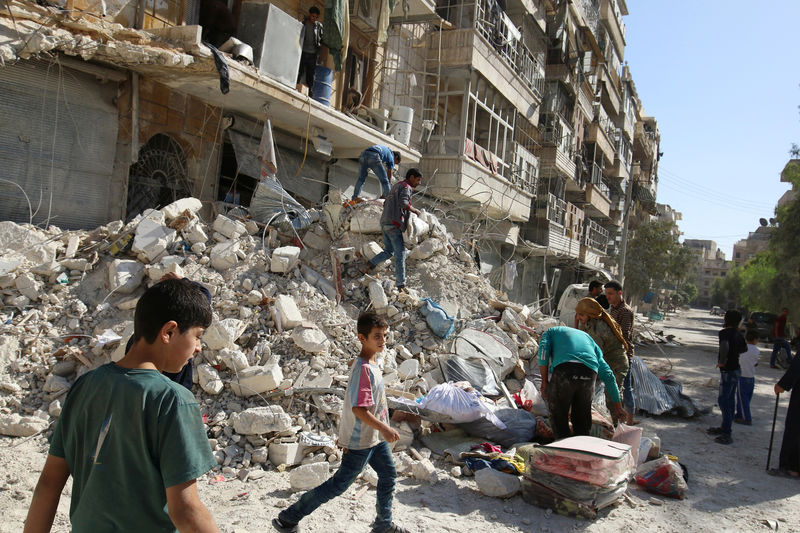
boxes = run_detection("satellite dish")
[759,218,768,227]
[769,218,777,225]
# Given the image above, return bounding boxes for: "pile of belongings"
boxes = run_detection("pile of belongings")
[521,436,636,519]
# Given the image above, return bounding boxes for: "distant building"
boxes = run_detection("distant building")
[684,239,731,308]
[732,226,772,267]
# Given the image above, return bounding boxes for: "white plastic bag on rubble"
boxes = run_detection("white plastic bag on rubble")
[420,382,506,428]
[520,379,548,417]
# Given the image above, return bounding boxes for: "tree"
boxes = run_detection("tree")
[623,220,697,301]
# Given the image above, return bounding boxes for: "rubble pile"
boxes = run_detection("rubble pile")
[0,194,547,486]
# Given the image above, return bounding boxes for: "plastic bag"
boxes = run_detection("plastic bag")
[519,379,548,417]
[442,355,501,397]
[420,298,455,339]
[634,456,688,499]
[419,382,505,427]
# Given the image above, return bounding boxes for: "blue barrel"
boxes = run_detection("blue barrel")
[312,66,333,106]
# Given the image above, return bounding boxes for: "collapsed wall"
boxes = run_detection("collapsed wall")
[0,194,550,481]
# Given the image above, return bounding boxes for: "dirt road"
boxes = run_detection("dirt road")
[1,308,798,532]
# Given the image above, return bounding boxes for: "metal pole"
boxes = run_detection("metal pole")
[618,175,634,284]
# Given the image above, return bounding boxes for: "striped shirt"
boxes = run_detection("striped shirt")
[608,298,635,357]
[338,357,388,450]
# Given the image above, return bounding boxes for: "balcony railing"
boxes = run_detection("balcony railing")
[584,218,610,253]
[443,0,545,97]
[539,192,567,226]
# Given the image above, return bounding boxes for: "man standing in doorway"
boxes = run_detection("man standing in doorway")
[361,169,422,291]
[605,280,637,424]
[352,146,401,200]
[297,6,323,89]
[771,308,793,369]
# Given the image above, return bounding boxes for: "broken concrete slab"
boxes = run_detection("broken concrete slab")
[0,414,49,437]
[197,363,224,395]
[290,461,330,491]
[271,246,301,273]
[108,259,145,294]
[274,295,303,329]
[368,281,388,309]
[212,214,246,239]
[291,327,330,354]
[162,197,202,220]
[231,405,292,435]
[228,365,284,396]
[203,318,246,351]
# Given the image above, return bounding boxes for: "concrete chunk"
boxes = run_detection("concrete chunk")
[203,318,246,350]
[397,359,419,380]
[212,214,246,239]
[271,246,301,273]
[132,211,176,263]
[290,462,330,491]
[210,241,240,270]
[0,414,49,437]
[185,224,208,245]
[291,327,330,354]
[231,405,292,435]
[368,281,388,309]
[274,295,303,329]
[108,259,145,294]
[408,238,444,261]
[361,241,384,262]
[348,205,383,234]
[162,197,202,220]
[229,365,284,396]
[474,467,520,498]
[197,363,223,394]
[220,347,249,371]
[268,441,307,466]
[15,272,41,301]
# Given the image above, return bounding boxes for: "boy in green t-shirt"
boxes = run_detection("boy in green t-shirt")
[24,278,219,533]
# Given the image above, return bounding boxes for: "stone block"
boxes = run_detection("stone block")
[212,214,246,239]
[271,246,301,273]
[229,365,284,396]
[0,414,49,437]
[332,247,356,263]
[361,241,384,262]
[291,327,330,354]
[210,241,240,270]
[368,281,388,309]
[15,272,41,301]
[290,462,330,492]
[197,363,223,394]
[231,405,292,435]
[274,295,302,329]
[408,238,444,261]
[203,318,246,350]
[268,441,308,466]
[185,224,208,245]
[397,359,419,380]
[348,204,383,234]
[302,230,330,251]
[43,374,70,393]
[161,197,202,220]
[412,458,436,482]
[147,261,184,281]
[474,467,520,498]
[108,259,145,294]
[220,347,249,371]
[132,211,176,263]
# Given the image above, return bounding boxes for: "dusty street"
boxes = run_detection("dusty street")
[1,307,798,533]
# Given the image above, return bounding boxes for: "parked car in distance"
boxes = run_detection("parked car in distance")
[710,306,723,315]
[745,312,777,342]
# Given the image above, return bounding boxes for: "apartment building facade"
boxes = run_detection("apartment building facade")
[684,239,731,308]
[0,0,661,306]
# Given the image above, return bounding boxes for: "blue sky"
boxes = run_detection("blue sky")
[623,1,798,257]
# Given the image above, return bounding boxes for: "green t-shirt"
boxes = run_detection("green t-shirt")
[50,363,216,532]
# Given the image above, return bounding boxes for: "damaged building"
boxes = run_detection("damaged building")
[0,0,662,306]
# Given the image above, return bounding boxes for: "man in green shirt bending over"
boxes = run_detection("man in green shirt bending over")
[24,278,219,533]
[538,326,627,440]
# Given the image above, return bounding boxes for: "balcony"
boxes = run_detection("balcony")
[586,121,615,162]
[421,154,533,222]
[524,193,581,257]
[584,182,611,218]
[584,218,610,253]
[600,0,626,57]
[436,0,545,114]
[536,113,576,179]
[577,81,594,119]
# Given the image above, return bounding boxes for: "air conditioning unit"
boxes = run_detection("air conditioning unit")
[350,0,380,32]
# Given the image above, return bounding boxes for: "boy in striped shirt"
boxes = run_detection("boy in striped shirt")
[273,313,410,533]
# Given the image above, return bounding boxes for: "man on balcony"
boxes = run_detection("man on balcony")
[352,146,401,201]
[297,6,324,89]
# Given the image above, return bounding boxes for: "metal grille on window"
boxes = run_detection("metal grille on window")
[126,134,190,221]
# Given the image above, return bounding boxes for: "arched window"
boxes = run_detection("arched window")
[126,134,190,221]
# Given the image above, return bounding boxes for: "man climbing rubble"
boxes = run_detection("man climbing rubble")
[360,169,422,291]
[352,145,401,200]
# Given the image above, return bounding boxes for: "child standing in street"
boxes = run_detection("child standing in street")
[273,313,410,533]
[708,309,748,444]
[735,330,761,425]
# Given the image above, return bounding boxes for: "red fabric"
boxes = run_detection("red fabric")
[355,363,375,407]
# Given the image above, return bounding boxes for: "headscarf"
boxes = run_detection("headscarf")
[575,297,630,352]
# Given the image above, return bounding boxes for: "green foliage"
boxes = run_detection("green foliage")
[624,220,697,300]
[682,282,698,303]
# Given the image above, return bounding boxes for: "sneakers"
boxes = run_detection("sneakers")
[707,426,725,435]
[734,418,752,425]
[715,434,733,445]
[272,517,298,533]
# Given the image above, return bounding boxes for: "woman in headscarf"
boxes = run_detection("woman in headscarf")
[574,297,631,422]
